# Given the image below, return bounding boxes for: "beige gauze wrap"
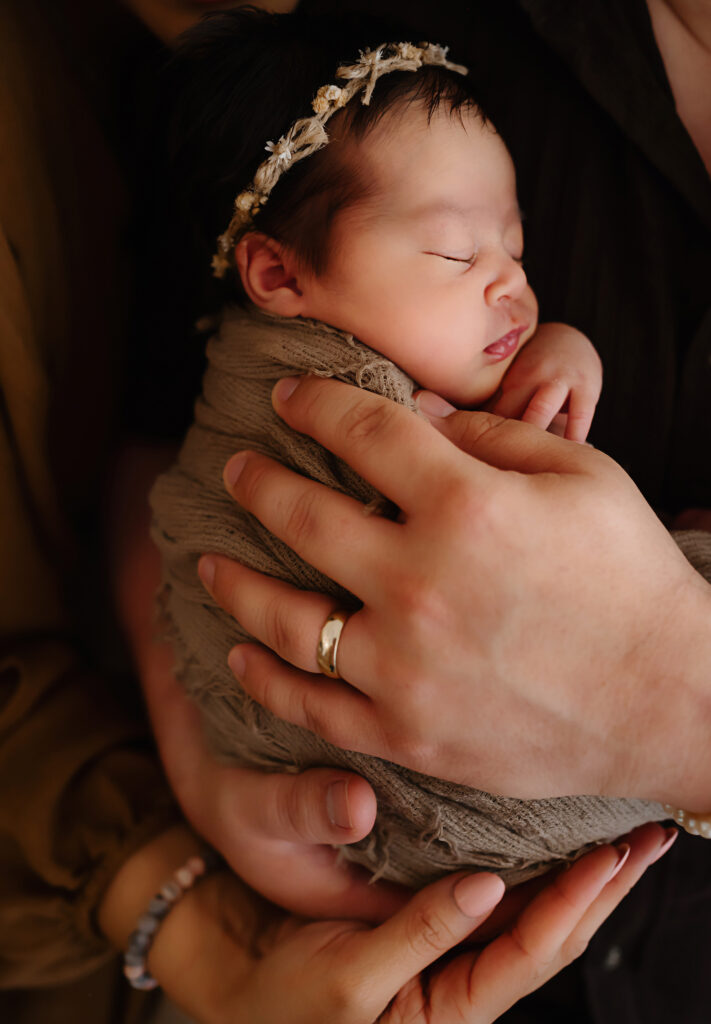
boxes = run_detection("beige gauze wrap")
[150,304,679,887]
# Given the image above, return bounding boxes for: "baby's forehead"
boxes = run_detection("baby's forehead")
[353,106,519,218]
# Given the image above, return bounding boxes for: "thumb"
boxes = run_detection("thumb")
[242,768,378,846]
[355,872,505,1015]
[417,390,593,475]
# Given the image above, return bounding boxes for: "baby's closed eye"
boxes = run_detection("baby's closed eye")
[423,250,478,265]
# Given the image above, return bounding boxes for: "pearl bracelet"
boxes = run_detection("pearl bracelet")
[123,849,221,990]
[663,804,711,838]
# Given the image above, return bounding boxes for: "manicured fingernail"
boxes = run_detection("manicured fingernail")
[224,452,248,491]
[416,391,457,418]
[607,843,630,882]
[273,376,301,404]
[198,556,216,592]
[649,827,678,865]
[228,646,246,680]
[326,779,352,830]
[453,873,505,918]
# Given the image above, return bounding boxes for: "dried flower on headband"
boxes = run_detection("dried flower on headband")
[211,40,468,278]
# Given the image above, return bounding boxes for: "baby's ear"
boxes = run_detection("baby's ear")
[235,233,308,317]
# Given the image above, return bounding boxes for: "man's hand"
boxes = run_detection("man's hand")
[198,376,711,809]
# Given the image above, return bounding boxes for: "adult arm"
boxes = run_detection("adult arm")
[98,817,670,1024]
[199,376,711,808]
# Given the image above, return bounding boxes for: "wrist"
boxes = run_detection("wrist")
[98,824,204,950]
[622,573,711,809]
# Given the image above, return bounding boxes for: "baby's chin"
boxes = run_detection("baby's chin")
[444,364,513,410]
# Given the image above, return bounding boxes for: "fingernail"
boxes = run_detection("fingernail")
[453,873,505,918]
[228,646,246,680]
[649,827,678,865]
[273,377,301,404]
[326,779,353,830]
[198,556,216,592]
[607,843,631,882]
[224,452,248,491]
[416,391,457,419]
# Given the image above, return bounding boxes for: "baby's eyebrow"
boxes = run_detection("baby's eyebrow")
[410,200,524,225]
[411,200,472,221]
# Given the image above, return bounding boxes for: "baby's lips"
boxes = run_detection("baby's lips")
[484,325,528,359]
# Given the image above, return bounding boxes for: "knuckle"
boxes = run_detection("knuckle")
[560,933,590,966]
[263,595,296,662]
[297,689,330,741]
[509,925,550,980]
[406,903,458,958]
[337,396,399,454]
[283,489,319,546]
[238,455,273,508]
[322,978,361,1021]
[280,775,312,839]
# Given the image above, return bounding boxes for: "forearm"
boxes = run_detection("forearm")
[98,825,271,1024]
[630,536,711,809]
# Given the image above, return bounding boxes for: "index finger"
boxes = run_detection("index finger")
[272,376,499,513]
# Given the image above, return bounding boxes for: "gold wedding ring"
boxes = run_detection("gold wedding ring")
[316,609,350,678]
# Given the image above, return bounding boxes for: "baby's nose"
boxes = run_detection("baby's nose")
[484,255,527,305]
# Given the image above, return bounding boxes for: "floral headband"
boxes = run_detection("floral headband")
[211,40,468,278]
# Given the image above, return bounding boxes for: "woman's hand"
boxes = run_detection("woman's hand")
[110,441,403,922]
[142,637,405,921]
[101,823,673,1024]
[198,376,711,809]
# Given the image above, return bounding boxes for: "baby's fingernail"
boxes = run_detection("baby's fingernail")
[453,873,505,918]
[228,646,246,679]
[416,391,457,418]
[607,843,630,882]
[198,556,216,592]
[224,452,248,491]
[273,376,302,404]
[649,827,678,865]
[326,779,353,830]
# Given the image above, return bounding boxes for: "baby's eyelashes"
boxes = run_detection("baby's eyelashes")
[423,250,478,265]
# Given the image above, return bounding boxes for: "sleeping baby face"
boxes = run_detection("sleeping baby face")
[297,102,539,408]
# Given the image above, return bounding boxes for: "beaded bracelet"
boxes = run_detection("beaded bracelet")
[123,849,222,990]
[662,804,711,838]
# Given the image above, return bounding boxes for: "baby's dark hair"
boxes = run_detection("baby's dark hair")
[163,7,482,294]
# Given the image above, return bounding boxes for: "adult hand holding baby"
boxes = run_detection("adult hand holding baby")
[200,374,711,812]
[100,823,670,1024]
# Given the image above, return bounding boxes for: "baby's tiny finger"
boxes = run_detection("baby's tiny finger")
[564,389,596,443]
[521,381,570,430]
[490,384,535,421]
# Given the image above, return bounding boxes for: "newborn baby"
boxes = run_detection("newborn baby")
[150,8,666,886]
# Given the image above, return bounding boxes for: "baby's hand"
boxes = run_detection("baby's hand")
[490,323,602,442]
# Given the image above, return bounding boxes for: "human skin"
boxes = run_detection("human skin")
[288,108,539,408]
[98,821,675,1024]
[193,0,711,814]
[239,103,600,438]
[198,374,711,809]
[100,1,691,1015]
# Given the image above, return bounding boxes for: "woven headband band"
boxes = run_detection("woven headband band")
[212,40,468,278]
